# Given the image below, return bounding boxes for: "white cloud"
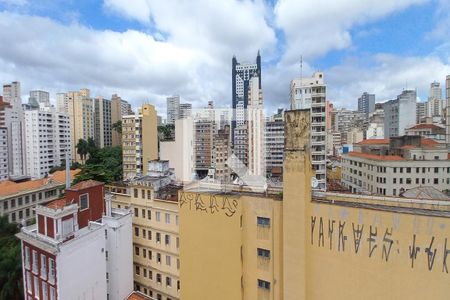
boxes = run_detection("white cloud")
[326,53,450,108]
[103,0,151,24]
[274,0,429,63]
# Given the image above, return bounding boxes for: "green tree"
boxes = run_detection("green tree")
[74,146,123,184]
[76,139,89,163]
[112,120,122,135]
[0,216,23,300]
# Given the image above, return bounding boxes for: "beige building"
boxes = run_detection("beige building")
[111,94,132,146]
[109,161,181,300]
[57,89,94,163]
[178,109,450,300]
[122,104,158,179]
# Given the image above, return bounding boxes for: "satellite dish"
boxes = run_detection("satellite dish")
[311,177,319,188]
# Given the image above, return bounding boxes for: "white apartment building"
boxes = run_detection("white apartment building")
[341,136,450,196]
[384,90,416,138]
[2,81,26,178]
[24,105,71,179]
[29,90,50,108]
[427,81,444,117]
[166,96,180,125]
[290,72,327,190]
[0,127,8,180]
[247,76,265,177]
[16,180,133,300]
[123,113,143,179]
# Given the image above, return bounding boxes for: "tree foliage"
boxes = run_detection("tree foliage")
[112,120,122,134]
[76,138,89,163]
[0,216,23,300]
[158,124,175,140]
[73,145,123,184]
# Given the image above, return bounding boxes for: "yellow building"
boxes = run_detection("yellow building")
[178,109,450,300]
[122,104,158,179]
[108,161,181,300]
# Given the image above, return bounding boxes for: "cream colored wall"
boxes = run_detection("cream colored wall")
[179,191,243,300]
[141,104,158,176]
[111,186,180,300]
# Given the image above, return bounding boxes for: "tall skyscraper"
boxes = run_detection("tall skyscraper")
[24,103,71,179]
[94,96,112,148]
[2,81,26,178]
[357,92,375,117]
[289,72,327,190]
[427,81,444,117]
[247,75,265,177]
[383,90,416,137]
[167,96,180,125]
[231,52,261,140]
[111,94,132,147]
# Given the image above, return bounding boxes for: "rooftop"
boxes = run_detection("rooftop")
[67,179,103,191]
[356,138,390,145]
[401,186,450,201]
[126,292,153,300]
[0,169,80,197]
[407,124,444,130]
[347,151,405,161]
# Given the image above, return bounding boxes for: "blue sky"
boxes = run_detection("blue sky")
[0,0,449,114]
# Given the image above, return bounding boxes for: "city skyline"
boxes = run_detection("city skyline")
[0,1,449,115]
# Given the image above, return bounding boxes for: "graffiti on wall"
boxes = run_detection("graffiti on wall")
[180,192,238,217]
[310,214,450,273]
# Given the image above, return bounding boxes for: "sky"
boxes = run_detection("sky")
[0,0,449,116]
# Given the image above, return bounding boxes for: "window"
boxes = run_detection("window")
[166,276,172,287]
[40,254,47,279]
[393,189,396,196]
[24,246,30,269]
[155,212,161,222]
[393,178,396,184]
[157,253,161,263]
[3,201,7,210]
[156,273,162,284]
[257,217,270,227]
[79,194,89,210]
[258,279,270,290]
[166,255,171,266]
[156,232,161,243]
[135,265,140,275]
[257,248,270,259]
[176,215,179,226]
[148,230,152,240]
[177,280,180,290]
[400,178,403,184]
[49,258,55,283]
[135,227,139,237]
[32,250,38,273]
[142,209,146,219]
[147,190,151,200]
[406,178,411,184]
[176,237,179,248]
[434,167,439,173]
[134,189,138,198]
[143,268,147,278]
[165,234,170,246]
[34,275,40,297]
[177,258,180,270]
[165,213,170,224]
[50,286,56,300]
[406,168,411,173]
[422,178,425,184]
[142,229,146,239]
[134,208,139,217]
[143,249,146,258]
[147,210,151,220]
[149,250,153,260]
[26,272,32,293]
[434,178,439,184]
[42,282,48,299]
[141,189,145,199]
[135,246,140,256]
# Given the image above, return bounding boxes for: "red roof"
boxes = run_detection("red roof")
[68,180,103,191]
[0,169,80,197]
[348,151,405,161]
[46,198,69,209]
[408,124,444,130]
[421,138,439,146]
[356,138,390,145]
[126,292,152,300]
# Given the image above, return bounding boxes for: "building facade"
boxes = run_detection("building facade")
[179,103,192,119]
[122,104,158,179]
[109,162,181,300]
[94,96,113,148]
[405,124,446,142]
[265,109,284,177]
[2,81,26,178]
[341,136,450,196]
[384,90,416,138]
[427,81,444,117]
[232,52,261,139]
[290,72,327,189]
[446,75,450,145]
[28,90,50,108]
[24,106,71,179]
[16,180,133,300]
[166,96,180,125]
[357,92,375,118]
[416,102,427,123]
[0,127,8,180]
